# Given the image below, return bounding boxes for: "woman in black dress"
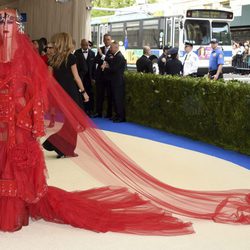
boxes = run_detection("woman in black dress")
[43,32,89,158]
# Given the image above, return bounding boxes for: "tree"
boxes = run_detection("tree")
[91,0,136,17]
[91,0,158,17]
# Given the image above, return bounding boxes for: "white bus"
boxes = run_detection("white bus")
[91,6,234,75]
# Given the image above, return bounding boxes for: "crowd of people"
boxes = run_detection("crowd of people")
[30,34,226,127]
[32,33,126,123]
[136,39,224,80]
[232,40,250,69]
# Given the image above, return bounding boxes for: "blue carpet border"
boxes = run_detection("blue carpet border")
[93,118,250,170]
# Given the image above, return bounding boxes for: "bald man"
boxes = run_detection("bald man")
[74,38,96,116]
[102,41,127,122]
[136,46,153,73]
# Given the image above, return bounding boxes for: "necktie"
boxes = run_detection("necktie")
[183,54,188,65]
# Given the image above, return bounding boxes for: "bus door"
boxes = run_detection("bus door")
[211,21,232,70]
[173,17,180,48]
[98,24,110,47]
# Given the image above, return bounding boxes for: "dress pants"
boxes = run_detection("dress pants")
[95,77,112,117]
[82,76,94,115]
[111,81,125,121]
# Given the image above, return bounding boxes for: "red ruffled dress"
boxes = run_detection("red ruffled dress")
[0,64,47,231]
[0,64,192,235]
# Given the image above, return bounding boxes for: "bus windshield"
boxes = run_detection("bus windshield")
[212,22,231,45]
[184,20,210,45]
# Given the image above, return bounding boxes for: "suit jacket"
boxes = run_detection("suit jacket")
[136,55,153,73]
[104,51,126,85]
[94,46,113,80]
[74,48,96,81]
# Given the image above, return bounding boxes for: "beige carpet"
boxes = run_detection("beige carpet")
[1,131,250,250]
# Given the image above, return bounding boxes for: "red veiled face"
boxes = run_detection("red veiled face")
[0,10,15,37]
[0,9,17,62]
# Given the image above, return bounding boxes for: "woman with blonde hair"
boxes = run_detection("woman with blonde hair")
[48,32,89,103]
[42,32,89,158]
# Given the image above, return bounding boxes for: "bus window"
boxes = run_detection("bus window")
[111,23,124,44]
[99,24,110,46]
[159,18,165,49]
[174,18,179,48]
[184,20,210,45]
[166,18,172,46]
[91,25,98,47]
[142,19,160,48]
[126,21,140,48]
[212,22,231,45]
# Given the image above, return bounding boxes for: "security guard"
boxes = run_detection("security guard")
[208,38,224,80]
[182,40,199,77]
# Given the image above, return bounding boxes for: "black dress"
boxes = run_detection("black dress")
[53,54,81,106]
[43,54,80,157]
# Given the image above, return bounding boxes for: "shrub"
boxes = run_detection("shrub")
[125,72,250,155]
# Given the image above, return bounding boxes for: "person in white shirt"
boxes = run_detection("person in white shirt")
[149,55,159,74]
[237,42,245,55]
[182,40,199,77]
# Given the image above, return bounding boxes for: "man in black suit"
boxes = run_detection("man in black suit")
[136,46,153,73]
[102,41,126,122]
[93,34,113,118]
[74,38,96,116]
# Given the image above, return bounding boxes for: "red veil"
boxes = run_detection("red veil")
[0,9,249,235]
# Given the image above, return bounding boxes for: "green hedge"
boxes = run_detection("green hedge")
[124,72,250,155]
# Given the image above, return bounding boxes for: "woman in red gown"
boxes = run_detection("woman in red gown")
[0,8,191,235]
[0,8,249,235]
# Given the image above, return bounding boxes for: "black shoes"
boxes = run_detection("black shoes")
[56,152,78,159]
[112,118,126,123]
[91,113,102,118]
[104,114,112,119]
[56,154,65,159]
[91,113,126,123]
[91,113,113,119]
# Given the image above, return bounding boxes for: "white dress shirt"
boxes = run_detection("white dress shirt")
[152,63,159,74]
[183,51,199,76]
[101,46,110,60]
[82,49,88,60]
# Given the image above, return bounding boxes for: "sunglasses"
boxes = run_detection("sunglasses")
[46,46,53,49]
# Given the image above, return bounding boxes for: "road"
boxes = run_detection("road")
[224,73,250,83]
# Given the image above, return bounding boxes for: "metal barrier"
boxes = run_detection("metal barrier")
[232,54,250,74]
